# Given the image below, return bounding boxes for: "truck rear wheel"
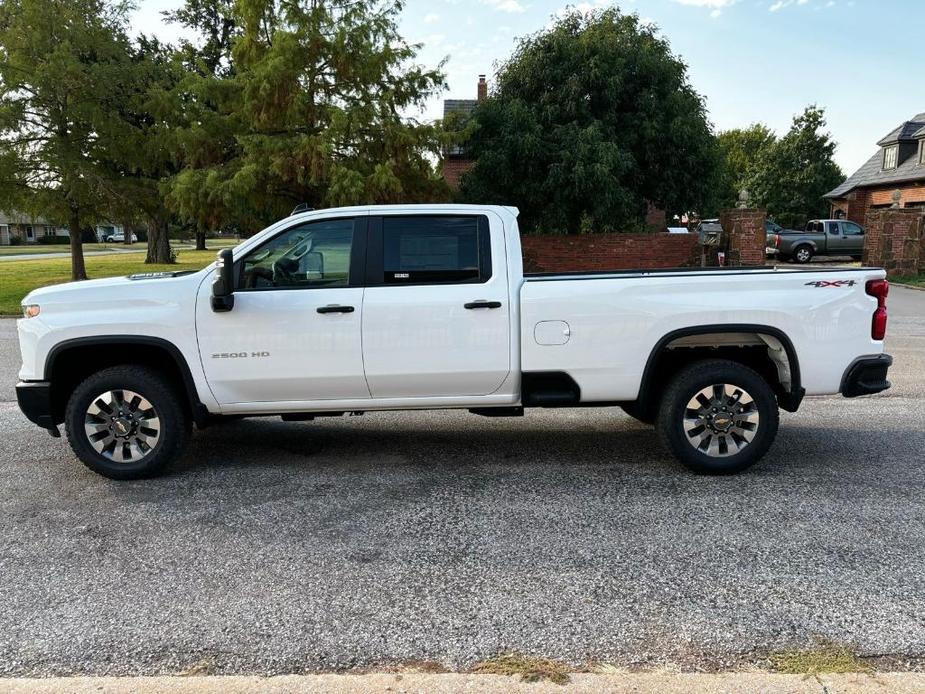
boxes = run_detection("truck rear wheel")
[656,359,779,475]
[793,245,813,264]
[64,366,191,480]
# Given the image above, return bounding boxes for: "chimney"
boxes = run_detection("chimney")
[477,74,487,102]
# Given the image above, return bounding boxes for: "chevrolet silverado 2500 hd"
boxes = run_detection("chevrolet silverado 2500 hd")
[16,205,892,479]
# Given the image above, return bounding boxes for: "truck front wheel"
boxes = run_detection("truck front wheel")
[656,359,779,475]
[64,366,191,480]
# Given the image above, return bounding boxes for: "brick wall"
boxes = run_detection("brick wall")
[520,233,701,273]
[868,184,925,207]
[863,208,925,276]
[831,185,925,224]
[441,159,474,189]
[719,208,767,266]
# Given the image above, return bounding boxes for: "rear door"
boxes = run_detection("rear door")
[824,220,848,254]
[361,213,511,398]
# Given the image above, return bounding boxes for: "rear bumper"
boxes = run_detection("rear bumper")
[16,381,60,436]
[841,354,892,397]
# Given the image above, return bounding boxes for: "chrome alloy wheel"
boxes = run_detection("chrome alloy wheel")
[795,247,811,262]
[683,384,760,457]
[84,389,161,463]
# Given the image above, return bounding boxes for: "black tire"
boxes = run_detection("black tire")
[656,359,779,475]
[65,365,191,480]
[620,401,656,425]
[793,245,813,264]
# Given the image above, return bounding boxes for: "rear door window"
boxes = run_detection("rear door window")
[372,215,492,285]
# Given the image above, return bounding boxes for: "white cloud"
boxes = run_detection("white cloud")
[670,0,735,17]
[483,0,527,13]
[769,0,825,10]
[424,12,440,23]
[671,0,735,8]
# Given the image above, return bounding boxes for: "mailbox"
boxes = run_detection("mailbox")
[698,222,723,247]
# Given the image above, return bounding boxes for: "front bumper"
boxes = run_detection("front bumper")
[15,381,60,436]
[841,354,892,397]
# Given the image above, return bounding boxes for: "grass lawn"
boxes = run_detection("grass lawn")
[892,273,925,288]
[0,243,144,256]
[0,250,218,315]
[0,239,238,256]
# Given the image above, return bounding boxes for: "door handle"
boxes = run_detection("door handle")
[317,305,355,314]
[464,300,502,309]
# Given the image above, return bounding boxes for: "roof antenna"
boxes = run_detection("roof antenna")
[291,203,313,216]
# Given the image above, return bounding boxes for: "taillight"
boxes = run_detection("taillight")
[866,279,889,340]
[775,234,780,248]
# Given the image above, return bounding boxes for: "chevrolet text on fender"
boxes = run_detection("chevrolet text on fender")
[15,204,893,480]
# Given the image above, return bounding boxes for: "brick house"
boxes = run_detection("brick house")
[825,112,925,223]
[440,75,488,188]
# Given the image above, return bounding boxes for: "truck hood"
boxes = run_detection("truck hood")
[22,270,206,310]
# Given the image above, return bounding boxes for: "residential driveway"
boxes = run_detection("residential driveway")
[1,288,924,676]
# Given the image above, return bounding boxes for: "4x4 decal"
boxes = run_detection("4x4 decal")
[805,280,856,288]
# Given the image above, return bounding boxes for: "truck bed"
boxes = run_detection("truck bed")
[519,265,885,401]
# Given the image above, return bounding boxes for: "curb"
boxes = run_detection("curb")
[4,673,925,693]
[891,282,925,292]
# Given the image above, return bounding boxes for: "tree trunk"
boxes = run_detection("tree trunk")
[145,215,173,264]
[195,228,206,251]
[68,208,87,281]
[124,225,132,245]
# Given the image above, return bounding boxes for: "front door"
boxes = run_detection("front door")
[361,213,511,398]
[196,215,370,405]
[839,221,865,255]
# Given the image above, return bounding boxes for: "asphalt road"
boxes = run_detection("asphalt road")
[1,288,924,676]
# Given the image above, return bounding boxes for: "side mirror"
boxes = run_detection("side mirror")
[211,248,235,312]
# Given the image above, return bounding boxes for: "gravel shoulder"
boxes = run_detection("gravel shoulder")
[7,672,925,693]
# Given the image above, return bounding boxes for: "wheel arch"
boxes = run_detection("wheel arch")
[44,336,207,425]
[637,324,804,415]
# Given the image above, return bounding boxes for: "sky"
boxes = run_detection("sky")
[132,0,925,175]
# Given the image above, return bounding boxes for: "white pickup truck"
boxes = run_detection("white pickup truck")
[16,205,892,479]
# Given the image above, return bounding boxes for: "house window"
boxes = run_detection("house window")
[44,226,55,237]
[919,141,925,165]
[883,145,898,170]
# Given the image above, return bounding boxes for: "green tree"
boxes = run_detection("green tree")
[748,106,843,228]
[163,0,451,237]
[0,0,138,280]
[716,124,776,210]
[458,8,719,234]
[108,35,186,263]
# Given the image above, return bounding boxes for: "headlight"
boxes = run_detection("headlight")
[22,304,40,318]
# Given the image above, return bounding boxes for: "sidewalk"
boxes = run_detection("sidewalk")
[5,673,925,693]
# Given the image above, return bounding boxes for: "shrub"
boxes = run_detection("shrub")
[36,235,71,245]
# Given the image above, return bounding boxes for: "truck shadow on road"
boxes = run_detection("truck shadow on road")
[168,410,921,483]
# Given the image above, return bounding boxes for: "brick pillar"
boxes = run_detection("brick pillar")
[477,75,487,102]
[719,208,767,266]
[864,208,925,276]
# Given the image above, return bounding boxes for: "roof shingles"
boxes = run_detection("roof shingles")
[826,111,925,199]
